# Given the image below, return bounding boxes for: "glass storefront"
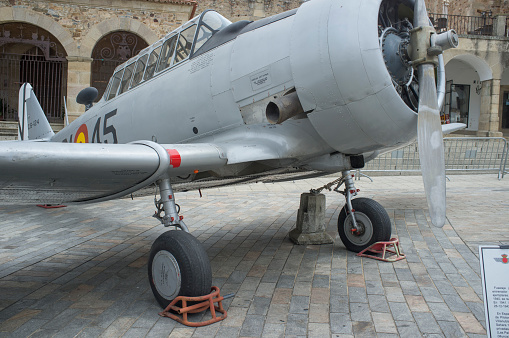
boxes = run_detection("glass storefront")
[442,81,470,125]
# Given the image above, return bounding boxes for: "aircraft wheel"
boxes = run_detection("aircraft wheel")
[148,230,212,308]
[337,198,391,253]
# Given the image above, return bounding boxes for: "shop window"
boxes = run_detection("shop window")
[449,84,470,125]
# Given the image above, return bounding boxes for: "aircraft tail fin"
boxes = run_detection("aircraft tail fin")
[18,83,55,141]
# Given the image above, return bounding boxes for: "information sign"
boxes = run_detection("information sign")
[479,245,509,337]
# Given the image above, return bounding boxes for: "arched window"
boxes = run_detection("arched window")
[0,23,67,122]
[91,31,148,101]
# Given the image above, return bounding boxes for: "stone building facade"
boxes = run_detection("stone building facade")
[0,0,507,136]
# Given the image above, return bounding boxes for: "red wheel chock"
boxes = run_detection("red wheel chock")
[36,204,66,209]
[158,286,227,327]
[357,237,406,262]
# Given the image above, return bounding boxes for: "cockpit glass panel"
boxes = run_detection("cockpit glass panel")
[106,69,123,101]
[156,35,178,72]
[144,46,162,80]
[174,25,196,64]
[193,11,231,53]
[202,11,231,31]
[118,62,136,95]
[130,54,148,88]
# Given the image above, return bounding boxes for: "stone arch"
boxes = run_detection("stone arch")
[443,55,489,130]
[0,7,78,56]
[447,54,493,81]
[80,18,159,58]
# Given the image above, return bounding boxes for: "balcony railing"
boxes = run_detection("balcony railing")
[429,13,494,36]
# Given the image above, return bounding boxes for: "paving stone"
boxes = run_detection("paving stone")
[395,320,422,337]
[285,313,308,336]
[276,274,295,288]
[428,302,457,322]
[413,312,442,334]
[261,323,284,337]
[289,295,309,314]
[247,296,271,316]
[239,314,265,337]
[388,301,414,321]
[367,294,390,313]
[420,287,444,303]
[330,312,352,335]
[350,302,371,322]
[452,312,486,335]
[352,321,376,337]
[442,293,470,313]
[0,175,505,337]
[348,287,367,303]
[371,312,397,334]
[215,326,240,337]
[437,320,466,337]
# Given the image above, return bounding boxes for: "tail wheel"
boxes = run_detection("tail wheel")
[337,198,392,253]
[148,230,212,308]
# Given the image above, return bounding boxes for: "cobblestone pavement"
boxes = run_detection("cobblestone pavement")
[0,174,507,337]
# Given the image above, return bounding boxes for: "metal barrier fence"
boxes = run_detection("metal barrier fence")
[362,137,509,179]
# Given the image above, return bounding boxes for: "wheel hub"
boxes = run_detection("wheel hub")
[345,212,373,246]
[152,250,181,300]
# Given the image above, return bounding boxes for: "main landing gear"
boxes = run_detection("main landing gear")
[313,170,391,252]
[148,177,212,308]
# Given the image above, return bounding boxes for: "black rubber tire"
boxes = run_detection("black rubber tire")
[337,198,391,253]
[148,230,212,308]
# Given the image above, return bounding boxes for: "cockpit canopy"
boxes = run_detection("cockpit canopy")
[102,10,231,102]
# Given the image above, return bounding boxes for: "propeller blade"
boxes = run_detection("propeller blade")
[417,64,446,228]
[414,0,447,228]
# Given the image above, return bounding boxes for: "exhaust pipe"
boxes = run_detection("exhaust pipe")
[266,91,305,124]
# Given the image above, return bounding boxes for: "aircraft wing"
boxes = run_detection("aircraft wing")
[0,141,226,205]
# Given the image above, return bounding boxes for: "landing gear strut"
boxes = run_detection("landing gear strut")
[313,171,391,252]
[148,177,212,308]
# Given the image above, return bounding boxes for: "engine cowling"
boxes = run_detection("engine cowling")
[290,0,418,154]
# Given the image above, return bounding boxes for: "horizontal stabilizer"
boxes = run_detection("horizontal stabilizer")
[18,83,55,141]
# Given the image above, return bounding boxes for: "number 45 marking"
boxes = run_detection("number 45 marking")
[92,109,118,144]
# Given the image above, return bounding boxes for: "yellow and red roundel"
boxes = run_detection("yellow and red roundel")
[74,124,89,143]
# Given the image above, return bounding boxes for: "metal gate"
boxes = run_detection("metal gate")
[0,23,67,123]
[91,31,148,101]
[361,137,509,179]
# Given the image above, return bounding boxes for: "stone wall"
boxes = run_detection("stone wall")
[195,0,302,21]
[0,0,193,47]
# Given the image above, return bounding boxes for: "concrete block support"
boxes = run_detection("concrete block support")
[289,193,334,245]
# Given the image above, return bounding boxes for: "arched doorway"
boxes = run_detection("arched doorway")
[444,55,492,131]
[0,22,67,122]
[91,31,148,101]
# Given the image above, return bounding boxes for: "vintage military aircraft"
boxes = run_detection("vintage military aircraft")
[1,0,462,307]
